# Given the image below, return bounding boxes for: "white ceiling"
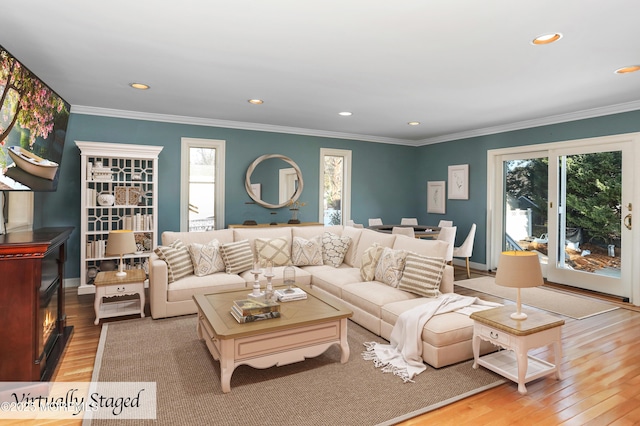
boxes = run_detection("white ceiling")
[3,0,640,146]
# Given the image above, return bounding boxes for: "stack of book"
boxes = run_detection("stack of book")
[231,299,281,323]
[275,287,307,302]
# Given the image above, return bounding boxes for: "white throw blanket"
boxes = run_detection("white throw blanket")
[362,294,501,382]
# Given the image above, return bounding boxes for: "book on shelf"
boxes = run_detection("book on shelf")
[230,309,280,323]
[232,299,280,316]
[275,287,307,302]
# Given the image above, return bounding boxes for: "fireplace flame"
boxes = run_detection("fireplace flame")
[43,310,56,344]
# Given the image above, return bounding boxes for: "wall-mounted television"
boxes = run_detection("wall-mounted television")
[0,45,70,191]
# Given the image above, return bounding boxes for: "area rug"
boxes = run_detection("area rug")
[87,315,504,426]
[455,276,618,319]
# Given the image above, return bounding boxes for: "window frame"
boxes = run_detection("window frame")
[319,148,352,225]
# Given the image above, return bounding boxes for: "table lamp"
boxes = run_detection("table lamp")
[106,230,137,277]
[495,251,544,320]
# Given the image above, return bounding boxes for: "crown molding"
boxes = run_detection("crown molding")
[417,100,640,146]
[70,105,411,146]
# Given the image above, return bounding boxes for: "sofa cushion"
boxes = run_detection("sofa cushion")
[220,239,254,274]
[392,236,449,259]
[255,236,291,266]
[187,239,226,277]
[360,242,383,281]
[374,247,407,287]
[342,281,418,318]
[162,229,234,246]
[302,264,363,298]
[340,226,362,267]
[154,239,194,283]
[353,229,397,268]
[291,236,323,266]
[167,272,246,302]
[322,231,352,267]
[398,253,446,298]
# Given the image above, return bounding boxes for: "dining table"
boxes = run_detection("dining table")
[367,224,440,239]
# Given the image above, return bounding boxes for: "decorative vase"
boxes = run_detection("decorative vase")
[288,208,300,224]
[97,192,115,206]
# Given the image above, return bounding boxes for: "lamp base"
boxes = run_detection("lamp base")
[115,270,127,277]
[510,311,528,320]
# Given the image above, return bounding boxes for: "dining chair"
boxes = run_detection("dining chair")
[438,220,453,228]
[400,218,418,226]
[436,226,457,263]
[392,226,415,238]
[368,218,383,226]
[346,220,355,227]
[453,223,476,278]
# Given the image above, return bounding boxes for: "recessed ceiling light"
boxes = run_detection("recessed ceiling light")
[130,83,150,90]
[615,65,640,74]
[408,121,420,126]
[338,111,352,116]
[531,33,562,45]
[248,99,264,105]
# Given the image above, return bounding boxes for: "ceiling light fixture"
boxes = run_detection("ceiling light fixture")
[531,33,562,45]
[338,111,352,116]
[248,99,264,105]
[130,83,150,90]
[615,65,640,74]
[408,121,420,126]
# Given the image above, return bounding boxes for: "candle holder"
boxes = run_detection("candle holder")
[264,262,276,302]
[248,262,264,299]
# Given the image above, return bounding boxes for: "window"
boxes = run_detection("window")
[319,148,351,225]
[0,192,33,233]
[180,138,225,231]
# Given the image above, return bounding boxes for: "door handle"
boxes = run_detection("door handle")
[624,214,632,230]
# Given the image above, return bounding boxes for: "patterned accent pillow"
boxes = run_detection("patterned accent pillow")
[374,247,407,287]
[321,232,352,268]
[360,242,384,281]
[220,240,254,274]
[255,237,291,266]
[398,253,446,298]
[154,239,194,283]
[291,236,323,266]
[188,239,225,277]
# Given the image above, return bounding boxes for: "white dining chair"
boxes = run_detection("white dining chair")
[400,218,418,226]
[436,226,457,263]
[438,220,453,228]
[368,218,383,226]
[392,226,415,238]
[453,223,477,278]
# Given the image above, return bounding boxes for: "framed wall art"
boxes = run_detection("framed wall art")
[427,181,446,214]
[448,164,469,200]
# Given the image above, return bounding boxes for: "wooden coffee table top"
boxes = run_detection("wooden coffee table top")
[193,285,352,340]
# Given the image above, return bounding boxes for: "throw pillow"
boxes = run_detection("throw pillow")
[154,239,194,283]
[255,236,291,266]
[321,231,352,268]
[291,236,323,266]
[188,239,225,277]
[360,242,384,281]
[374,247,407,287]
[398,253,446,298]
[220,240,254,274]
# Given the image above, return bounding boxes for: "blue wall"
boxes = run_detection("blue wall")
[416,109,640,268]
[33,109,640,279]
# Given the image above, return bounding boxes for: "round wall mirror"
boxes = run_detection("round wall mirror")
[245,154,304,208]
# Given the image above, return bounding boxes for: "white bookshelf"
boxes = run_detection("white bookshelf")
[76,141,163,295]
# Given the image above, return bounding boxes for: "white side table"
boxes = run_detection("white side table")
[471,305,564,394]
[94,269,146,325]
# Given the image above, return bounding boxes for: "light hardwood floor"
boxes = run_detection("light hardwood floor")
[5,267,640,425]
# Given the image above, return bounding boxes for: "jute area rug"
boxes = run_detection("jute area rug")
[88,315,504,426]
[456,276,619,319]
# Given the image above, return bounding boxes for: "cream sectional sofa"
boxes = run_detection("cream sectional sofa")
[149,225,494,368]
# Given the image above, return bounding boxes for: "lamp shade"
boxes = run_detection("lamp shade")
[106,230,137,257]
[495,251,543,289]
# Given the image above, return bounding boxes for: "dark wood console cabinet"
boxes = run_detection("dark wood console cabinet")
[0,227,74,381]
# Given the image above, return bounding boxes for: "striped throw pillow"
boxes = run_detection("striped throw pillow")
[221,239,254,274]
[398,253,446,298]
[154,239,194,283]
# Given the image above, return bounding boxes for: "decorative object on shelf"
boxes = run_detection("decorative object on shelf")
[248,262,265,299]
[288,200,305,224]
[105,230,138,277]
[263,261,276,302]
[98,260,116,272]
[115,186,142,205]
[242,220,257,226]
[270,212,278,226]
[97,192,115,206]
[92,162,114,181]
[494,251,544,320]
[283,263,296,293]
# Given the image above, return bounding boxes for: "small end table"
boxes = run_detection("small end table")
[94,269,146,325]
[471,305,564,394]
